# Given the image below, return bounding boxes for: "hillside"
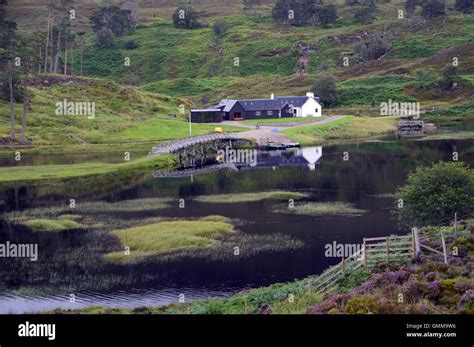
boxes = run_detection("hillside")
[2,0,474,147]
[0,76,242,146]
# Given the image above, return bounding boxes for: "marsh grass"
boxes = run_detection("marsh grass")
[104,218,236,262]
[273,202,367,216]
[6,197,174,221]
[21,218,84,232]
[194,191,309,203]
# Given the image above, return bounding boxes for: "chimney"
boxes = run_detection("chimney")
[306,92,314,98]
[271,93,275,100]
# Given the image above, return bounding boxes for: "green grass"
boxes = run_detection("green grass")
[194,191,309,203]
[0,154,174,182]
[142,77,235,97]
[119,119,244,141]
[0,77,192,146]
[105,217,235,262]
[283,116,397,146]
[273,202,367,216]
[338,75,417,106]
[20,218,84,232]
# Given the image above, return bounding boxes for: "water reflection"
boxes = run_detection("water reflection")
[0,140,473,313]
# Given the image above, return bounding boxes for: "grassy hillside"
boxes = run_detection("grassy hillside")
[0,76,242,146]
[64,3,474,106]
[3,0,474,150]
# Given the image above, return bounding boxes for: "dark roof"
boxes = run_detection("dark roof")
[238,98,293,111]
[275,96,310,107]
[195,95,320,113]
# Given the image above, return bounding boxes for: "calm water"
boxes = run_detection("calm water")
[0,139,472,313]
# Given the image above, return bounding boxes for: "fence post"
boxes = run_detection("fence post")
[386,236,389,263]
[413,227,420,254]
[441,233,448,264]
[308,279,313,296]
[341,257,345,275]
[363,238,367,268]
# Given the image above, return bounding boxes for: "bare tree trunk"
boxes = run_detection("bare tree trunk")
[50,19,54,74]
[54,30,60,74]
[21,67,28,145]
[70,42,74,76]
[8,61,16,141]
[21,95,28,144]
[44,9,51,73]
[80,40,83,76]
[38,46,42,73]
[64,38,68,76]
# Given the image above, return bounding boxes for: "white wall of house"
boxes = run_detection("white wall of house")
[294,93,322,118]
[301,98,322,117]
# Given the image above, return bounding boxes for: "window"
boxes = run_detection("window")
[267,110,273,116]
[256,111,261,116]
[293,109,297,114]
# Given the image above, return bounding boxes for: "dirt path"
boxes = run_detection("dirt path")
[218,116,348,145]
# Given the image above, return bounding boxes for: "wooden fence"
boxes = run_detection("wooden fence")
[309,225,460,294]
[310,232,418,294]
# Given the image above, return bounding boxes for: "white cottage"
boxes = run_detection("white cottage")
[275,92,322,118]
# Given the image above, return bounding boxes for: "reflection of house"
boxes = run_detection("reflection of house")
[239,146,323,170]
[298,146,323,171]
[190,93,322,123]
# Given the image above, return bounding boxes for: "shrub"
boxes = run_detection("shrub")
[393,162,474,228]
[212,19,229,39]
[459,290,474,309]
[318,5,338,28]
[353,5,376,24]
[401,279,425,303]
[123,40,139,50]
[96,28,115,48]
[421,0,445,18]
[311,73,339,107]
[425,281,441,300]
[353,35,391,62]
[455,0,473,13]
[1,72,25,102]
[172,5,200,29]
[441,64,459,89]
[344,295,379,314]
